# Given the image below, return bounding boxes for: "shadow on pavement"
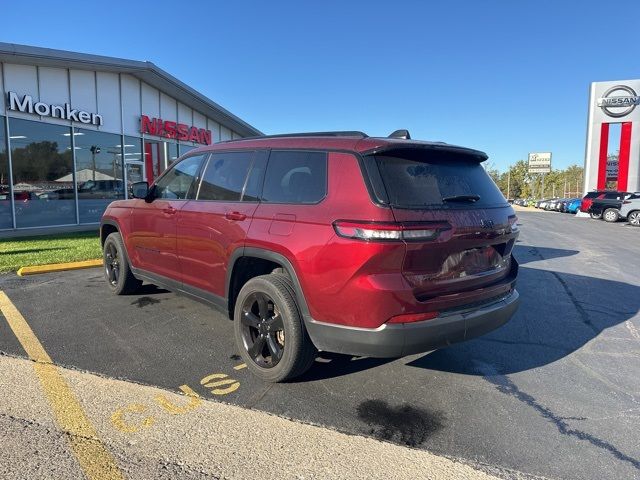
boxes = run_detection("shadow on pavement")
[407,245,640,375]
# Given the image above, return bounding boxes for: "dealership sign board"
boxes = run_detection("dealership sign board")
[606,158,619,180]
[140,115,212,145]
[528,152,552,174]
[7,92,103,126]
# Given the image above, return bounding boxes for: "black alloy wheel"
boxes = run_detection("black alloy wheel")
[240,291,285,368]
[104,241,120,287]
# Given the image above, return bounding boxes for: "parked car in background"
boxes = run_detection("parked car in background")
[579,190,627,216]
[587,191,635,221]
[589,192,640,223]
[566,198,582,214]
[619,197,640,226]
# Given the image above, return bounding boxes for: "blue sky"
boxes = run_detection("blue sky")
[2,1,639,171]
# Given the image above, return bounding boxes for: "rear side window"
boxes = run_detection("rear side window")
[372,151,508,209]
[262,151,327,204]
[197,151,253,201]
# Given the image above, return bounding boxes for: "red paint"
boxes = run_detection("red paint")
[140,115,212,145]
[102,136,518,331]
[597,123,610,190]
[617,122,632,192]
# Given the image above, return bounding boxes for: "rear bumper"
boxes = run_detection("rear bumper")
[305,289,520,358]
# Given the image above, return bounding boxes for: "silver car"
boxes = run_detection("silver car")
[619,196,640,226]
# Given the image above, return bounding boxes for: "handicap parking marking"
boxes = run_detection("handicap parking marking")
[0,290,126,480]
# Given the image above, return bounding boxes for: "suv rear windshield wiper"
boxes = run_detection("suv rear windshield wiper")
[442,194,481,203]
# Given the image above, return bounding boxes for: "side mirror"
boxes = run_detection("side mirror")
[131,181,150,199]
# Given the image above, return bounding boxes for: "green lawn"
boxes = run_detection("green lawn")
[0,231,101,273]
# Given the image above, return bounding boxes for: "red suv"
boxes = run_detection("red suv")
[101,131,520,381]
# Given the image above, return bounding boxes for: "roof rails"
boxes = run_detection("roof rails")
[220,131,368,143]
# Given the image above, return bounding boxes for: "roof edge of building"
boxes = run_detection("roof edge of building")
[0,42,262,137]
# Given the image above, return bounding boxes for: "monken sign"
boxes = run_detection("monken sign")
[140,115,212,145]
[7,92,103,126]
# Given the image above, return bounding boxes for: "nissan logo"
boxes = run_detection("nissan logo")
[597,85,640,118]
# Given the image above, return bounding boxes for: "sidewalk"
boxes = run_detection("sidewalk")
[0,354,500,480]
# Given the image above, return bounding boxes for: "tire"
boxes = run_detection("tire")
[628,211,640,227]
[103,232,142,295]
[234,273,317,382]
[603,208,619,223]
[590,212,602,219]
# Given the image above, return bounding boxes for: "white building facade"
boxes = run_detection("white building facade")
[0,42,260,232]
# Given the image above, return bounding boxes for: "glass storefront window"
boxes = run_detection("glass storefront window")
[167,142,179,165]
[9,118,76,228]
[74,128,125,224]
[123,136,144,189]
[0,116,12,229]
[179,144,195,157]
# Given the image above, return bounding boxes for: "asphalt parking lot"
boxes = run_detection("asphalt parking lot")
[1,209,639,479]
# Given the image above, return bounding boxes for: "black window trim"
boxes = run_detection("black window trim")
[259,149,329,206]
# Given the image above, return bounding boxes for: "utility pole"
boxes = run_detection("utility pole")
[564,178,567,197]
[506,169,511,200]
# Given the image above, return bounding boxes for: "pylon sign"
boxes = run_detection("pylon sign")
[584,80,640,193]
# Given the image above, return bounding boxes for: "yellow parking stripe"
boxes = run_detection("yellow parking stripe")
[0,291,125,480]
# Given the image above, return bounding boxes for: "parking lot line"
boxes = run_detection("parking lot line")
[0,291,125,480]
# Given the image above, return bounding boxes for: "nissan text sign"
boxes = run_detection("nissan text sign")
[528,152,552,173]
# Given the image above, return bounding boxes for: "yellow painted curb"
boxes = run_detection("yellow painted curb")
[17,259,102,276]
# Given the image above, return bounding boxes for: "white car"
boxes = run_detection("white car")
[619,196,640,226]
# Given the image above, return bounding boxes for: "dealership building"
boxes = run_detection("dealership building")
[0,42,261,234]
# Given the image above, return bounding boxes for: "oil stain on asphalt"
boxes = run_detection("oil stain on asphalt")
[357,399,444,447]
[130,297,161,309]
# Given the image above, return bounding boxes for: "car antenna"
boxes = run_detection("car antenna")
[388,129,411,139]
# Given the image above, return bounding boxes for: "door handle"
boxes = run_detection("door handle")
[225,211,247,221]
[163,206,177,215]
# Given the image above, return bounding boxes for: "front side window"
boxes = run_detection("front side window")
[154,155,204,200]
[197,151,254,201]
[262,151,327,204]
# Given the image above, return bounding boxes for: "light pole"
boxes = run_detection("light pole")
[89,145,101,182]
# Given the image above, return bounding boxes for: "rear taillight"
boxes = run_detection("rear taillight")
[333,220,448,242]
[623,200,632,204]
[508,215,519,233]
[387,311,439,324]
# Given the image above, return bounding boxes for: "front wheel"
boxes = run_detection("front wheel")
[103,232,142,295]
[603,208,619,223]
[628,211,640,227]
[234,274,317,382]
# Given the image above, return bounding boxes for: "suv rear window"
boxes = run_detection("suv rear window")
[371,151,507,209]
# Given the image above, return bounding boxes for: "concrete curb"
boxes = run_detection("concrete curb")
[17,259,102,276]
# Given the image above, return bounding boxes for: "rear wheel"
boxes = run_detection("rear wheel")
[603,208,619,223]
[590,212,602,219]
[103,232,141,295]
[628,211,640,226]
[234,274,317,382]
